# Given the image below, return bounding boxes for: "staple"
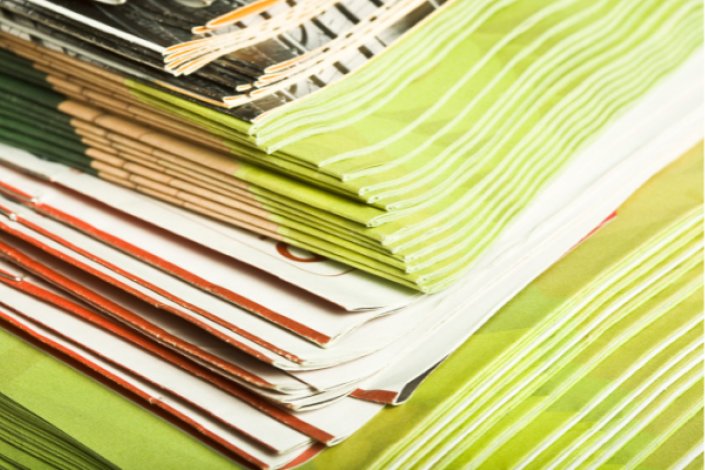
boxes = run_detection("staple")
[0,268,23,282]
[0,205,18,221]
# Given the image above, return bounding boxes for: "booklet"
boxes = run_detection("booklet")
[0,261,393,449]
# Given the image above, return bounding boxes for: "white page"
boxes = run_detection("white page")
[0,207,295,368]
[250,381,361,411]
[0,244,311,395]
[0,244,385,409]
[0,198,445,369]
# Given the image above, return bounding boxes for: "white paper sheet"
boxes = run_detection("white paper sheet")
[0,243,311,394]
[0,198,446,370]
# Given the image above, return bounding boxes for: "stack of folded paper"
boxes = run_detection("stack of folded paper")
[1,143,702,470]
[0,389,120,470]
[0,0,701,468]
[305,145,704,470]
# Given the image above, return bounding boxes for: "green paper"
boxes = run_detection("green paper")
[298,148,704,470]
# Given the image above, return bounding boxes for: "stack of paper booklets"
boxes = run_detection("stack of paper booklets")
[304,146,704,470]
[0,0,701,468]
[0,145,702,470]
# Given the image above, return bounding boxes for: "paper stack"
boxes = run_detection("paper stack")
[0,141,701,470]
[0,389,119,470]
[0,0,701,468]
[304,144,704,470]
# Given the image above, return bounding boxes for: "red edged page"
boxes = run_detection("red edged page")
[0,252,386,444]
[0,165,415,346]
[0,229,315,396]
[0,256,334,447]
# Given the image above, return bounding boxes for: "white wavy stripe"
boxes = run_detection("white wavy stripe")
[572,375,703,470]
[405,35,700,281]
[368,8,700,272]
[316,0,585,169]
[669,443,704,470]
[382,25,696,280]
[622,404,704,470]
[371,0,697,232]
